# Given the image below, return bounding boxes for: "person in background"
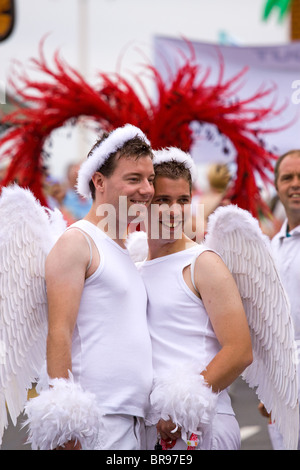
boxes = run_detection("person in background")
[190,163,231,240]
[259,149,300,450]
[25,124,155,450]
[0,157,10,182]
[63,162,92,220]
[139,148,252,451]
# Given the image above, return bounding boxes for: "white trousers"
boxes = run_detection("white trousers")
[94,414,146,450]
[145,414,241,450]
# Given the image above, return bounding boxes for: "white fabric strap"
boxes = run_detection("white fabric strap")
[190,248,219,295]
[190,253,200,294]
[66,227,93,272]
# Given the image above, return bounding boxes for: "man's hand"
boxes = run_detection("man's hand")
[258,402,271,419]
[56,440,82,450]
[156,418,181,442]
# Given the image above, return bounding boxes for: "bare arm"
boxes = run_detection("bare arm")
[25,229,99,451]
[157,251,253,442]
[45,230,93,450]
[45,229,91,380]
[194,251,253,392]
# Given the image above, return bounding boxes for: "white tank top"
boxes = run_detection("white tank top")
[69,220,153,418]
[138,245,234,415]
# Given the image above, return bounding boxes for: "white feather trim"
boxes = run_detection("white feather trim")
[125,230,149,263]
[77,124,150,199]
[148,362,218,435]
[153,147,198,183]
[24,374,103,450]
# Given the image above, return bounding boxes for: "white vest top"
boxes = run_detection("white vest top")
[70,220,153,418]
[138,245,234,415]
[271,220,300,342]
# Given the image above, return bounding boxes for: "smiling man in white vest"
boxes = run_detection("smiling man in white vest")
[138,147,252,451]
[25,124,155,450]
[264,149,300,449]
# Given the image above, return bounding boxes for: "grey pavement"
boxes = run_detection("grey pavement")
[230,376,272,450]
[1,413,31,450]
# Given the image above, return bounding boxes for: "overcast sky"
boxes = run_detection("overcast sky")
[1,0,289,81]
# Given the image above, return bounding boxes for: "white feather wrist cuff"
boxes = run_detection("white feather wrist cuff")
[149,363,218,435]
[24,374,102,450]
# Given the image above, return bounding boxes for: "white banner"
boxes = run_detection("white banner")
[153,36,300,166]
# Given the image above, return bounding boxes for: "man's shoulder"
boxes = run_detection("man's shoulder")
[193,247,223,269]
[47,225,91,263]
[56,226,89,246]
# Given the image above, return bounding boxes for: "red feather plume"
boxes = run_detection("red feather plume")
[0,41,291,216]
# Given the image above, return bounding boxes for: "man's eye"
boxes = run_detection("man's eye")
[179,199,190,204]
[154,198,168,203]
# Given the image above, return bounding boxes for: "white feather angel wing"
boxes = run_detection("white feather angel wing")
[0,185,66,446]
[204,204,299,450]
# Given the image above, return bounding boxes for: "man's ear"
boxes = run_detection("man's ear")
[91,172,105,193]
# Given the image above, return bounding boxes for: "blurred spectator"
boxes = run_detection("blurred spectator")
[259,191,286,239]
[190,163,232,241]
[44,173,76,226]
[0,157,10,182]
[258,149,300,449]
[63,163,92,220]
[202,163,231,214]
[207,163,232,193]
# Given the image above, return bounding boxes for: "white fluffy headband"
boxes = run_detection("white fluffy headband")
[153,147,198,183]
[77,124,150,198]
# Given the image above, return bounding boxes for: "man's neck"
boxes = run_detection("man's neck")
[287,213,300,232]
[147,234,196,260]
[83,203,127,248]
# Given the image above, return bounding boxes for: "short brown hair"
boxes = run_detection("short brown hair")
[153,160,192,193]
[274,149,300,188]
[88,133,153,199]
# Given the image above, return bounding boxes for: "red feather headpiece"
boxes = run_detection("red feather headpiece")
[0,41,290,215]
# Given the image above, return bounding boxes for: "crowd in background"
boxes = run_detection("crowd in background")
[43,162,92,225]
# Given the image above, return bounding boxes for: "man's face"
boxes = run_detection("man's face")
[276,154,300,216]
[150,176,191,241]
[100,154,155,224]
